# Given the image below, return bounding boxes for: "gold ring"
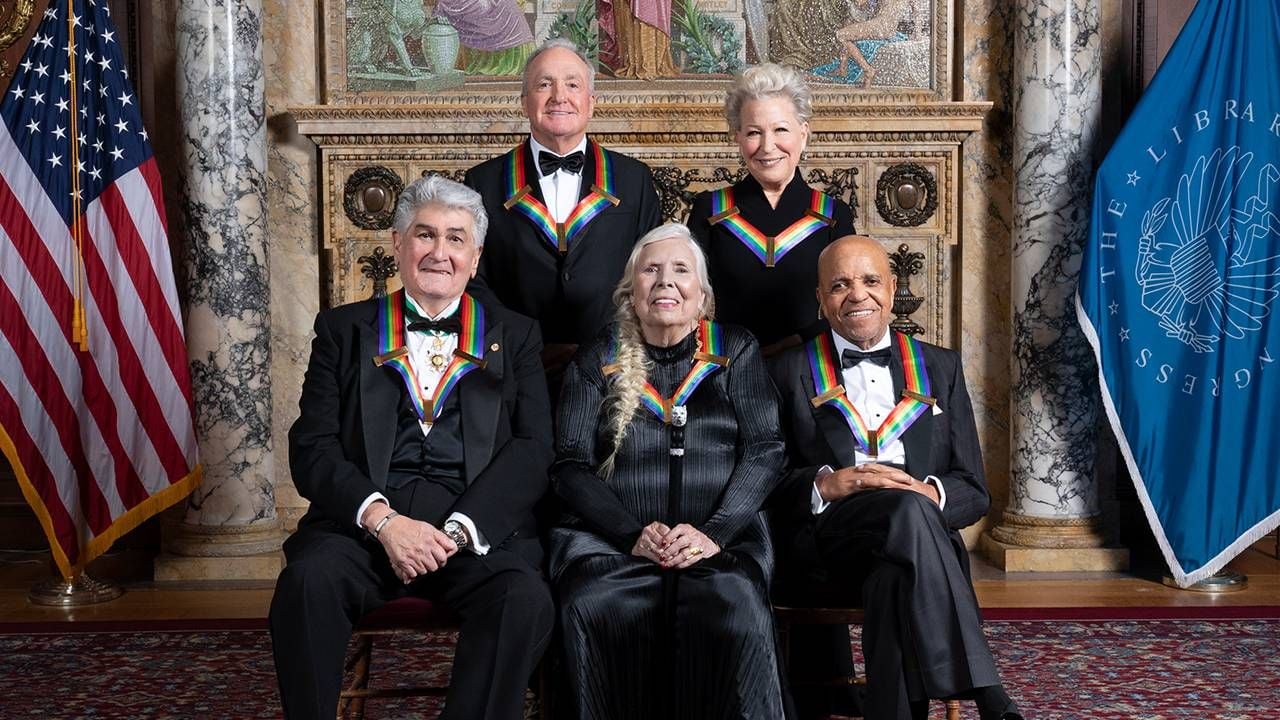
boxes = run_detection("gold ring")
[687,547,703,557]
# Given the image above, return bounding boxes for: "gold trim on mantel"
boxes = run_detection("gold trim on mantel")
[290,101,993,137]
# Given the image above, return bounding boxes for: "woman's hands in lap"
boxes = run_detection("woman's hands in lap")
[658,524,720,569]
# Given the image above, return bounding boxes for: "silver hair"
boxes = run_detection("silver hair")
[723,62,814,132]
[521,37,596,95]
[392,174,489,247]
[597,223,716,477]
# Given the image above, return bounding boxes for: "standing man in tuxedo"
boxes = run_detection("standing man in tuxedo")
[769,235,1023,720]
[465,38,663,379]
[270,175,554,720]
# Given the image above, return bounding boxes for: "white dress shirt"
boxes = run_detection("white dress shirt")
[528,135,588,223]
[355,294,489,554]
[811,329,946,514]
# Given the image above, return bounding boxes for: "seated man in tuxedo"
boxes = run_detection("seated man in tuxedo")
[769,235,1023,720]
[270,175,554,720]
[465,38,662,380]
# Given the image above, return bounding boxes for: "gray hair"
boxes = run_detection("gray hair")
[597,223,716,477]
[392,174,489,247]
[723,62,813,132]
[521,37,596,95]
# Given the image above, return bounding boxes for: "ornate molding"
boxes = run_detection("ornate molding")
[0,0,35,77]
[876,163,938,227]
[342,166,403,230]
[292,102,992,138]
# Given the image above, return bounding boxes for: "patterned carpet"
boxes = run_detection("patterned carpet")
[0,617,1277,719]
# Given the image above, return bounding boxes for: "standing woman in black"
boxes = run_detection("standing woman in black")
[688,63,856,357]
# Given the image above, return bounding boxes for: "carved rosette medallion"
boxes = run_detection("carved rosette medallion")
[876,163,937,227]
[343,166,404,230]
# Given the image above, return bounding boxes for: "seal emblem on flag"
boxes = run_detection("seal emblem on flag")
[1135,147,1280,353]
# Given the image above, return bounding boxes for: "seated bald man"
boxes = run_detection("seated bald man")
[768,235,1023,720]
[270,175,554,720]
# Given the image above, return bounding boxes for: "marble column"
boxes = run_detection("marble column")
[979,0,1127,571]
[155,0,284,581]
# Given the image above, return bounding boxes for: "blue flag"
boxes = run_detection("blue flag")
[1078,0,1280,586]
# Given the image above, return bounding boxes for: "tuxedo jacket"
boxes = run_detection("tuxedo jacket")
[464,141,663,345]
[288,296,553,560]
[767,327,990,591]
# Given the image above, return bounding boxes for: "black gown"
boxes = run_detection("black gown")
[549,324,786,720]
[688,171,856,348]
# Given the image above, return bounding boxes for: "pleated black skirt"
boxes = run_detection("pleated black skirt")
[555,550,784,720]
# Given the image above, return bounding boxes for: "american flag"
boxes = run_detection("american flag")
[0,0,200,579]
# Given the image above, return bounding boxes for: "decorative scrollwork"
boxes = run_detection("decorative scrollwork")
[888,243,926,336]
[805,167,860,228]
[650,166,748,222]
[0,0,36,77]
[875,163,937,227]
[343,166,404,230]
[420,168,468,184]
[358,246,398,299]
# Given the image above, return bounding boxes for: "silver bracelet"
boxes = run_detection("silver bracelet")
[372,510,399,538]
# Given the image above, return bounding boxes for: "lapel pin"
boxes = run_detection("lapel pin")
[490,343,500,352]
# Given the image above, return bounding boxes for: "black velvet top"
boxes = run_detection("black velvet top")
[688,171,856,346]
[548,323,785,581]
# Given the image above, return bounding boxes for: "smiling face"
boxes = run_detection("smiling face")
[734,95,809,193]
[630,237,706,342]
[393,203,481,314]
[522,46,595,153]
[816,236,896,349]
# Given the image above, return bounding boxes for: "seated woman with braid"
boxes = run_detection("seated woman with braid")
[548,223,786,720]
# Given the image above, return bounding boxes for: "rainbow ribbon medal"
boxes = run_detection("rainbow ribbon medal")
[603,320,729,424]
[503,140,620,253]
[373,290,488,424]
[806,331,934,458]
[707,188,834,267]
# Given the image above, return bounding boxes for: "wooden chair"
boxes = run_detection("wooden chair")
[774,606,961,720]
[336,597,551,720]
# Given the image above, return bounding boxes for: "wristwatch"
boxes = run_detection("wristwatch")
[443,519,471,550]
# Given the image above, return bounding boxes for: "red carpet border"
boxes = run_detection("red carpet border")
[0,618,1277,719]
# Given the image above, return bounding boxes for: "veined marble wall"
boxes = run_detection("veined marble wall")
[960,0,1016,542]
[262,2,321,531]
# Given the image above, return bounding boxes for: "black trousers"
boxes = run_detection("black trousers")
[809,489,1001,720]
[269,522,554,720]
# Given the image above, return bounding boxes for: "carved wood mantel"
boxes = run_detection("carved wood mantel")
[292,93,990,346]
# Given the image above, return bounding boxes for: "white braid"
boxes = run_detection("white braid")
[596,223,717,477]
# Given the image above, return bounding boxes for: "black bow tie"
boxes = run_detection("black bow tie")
[538,150,585,176]
[407,317,461,335]
[841,347,891,368]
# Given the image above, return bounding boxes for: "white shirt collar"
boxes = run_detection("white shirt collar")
[830,327,892,357]
[528,135,589,179]
[404,293,462,322]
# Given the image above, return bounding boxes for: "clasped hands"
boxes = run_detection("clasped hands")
[630,521,721,569]
[362,503,458,584]
[816,462,940,505]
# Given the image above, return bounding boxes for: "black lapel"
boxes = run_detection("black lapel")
[578,139,598,201]
[892,334,935,479]
[521,142,549,206]
[806,331,862,469]
[459,305,504,485]
[360,318,401,490]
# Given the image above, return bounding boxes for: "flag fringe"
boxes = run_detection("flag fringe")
[0,420,202,581]
[1075,290,1280,587]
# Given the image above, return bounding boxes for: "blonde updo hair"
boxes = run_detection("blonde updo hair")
[598,223,716,477]
[723,62,813,133]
